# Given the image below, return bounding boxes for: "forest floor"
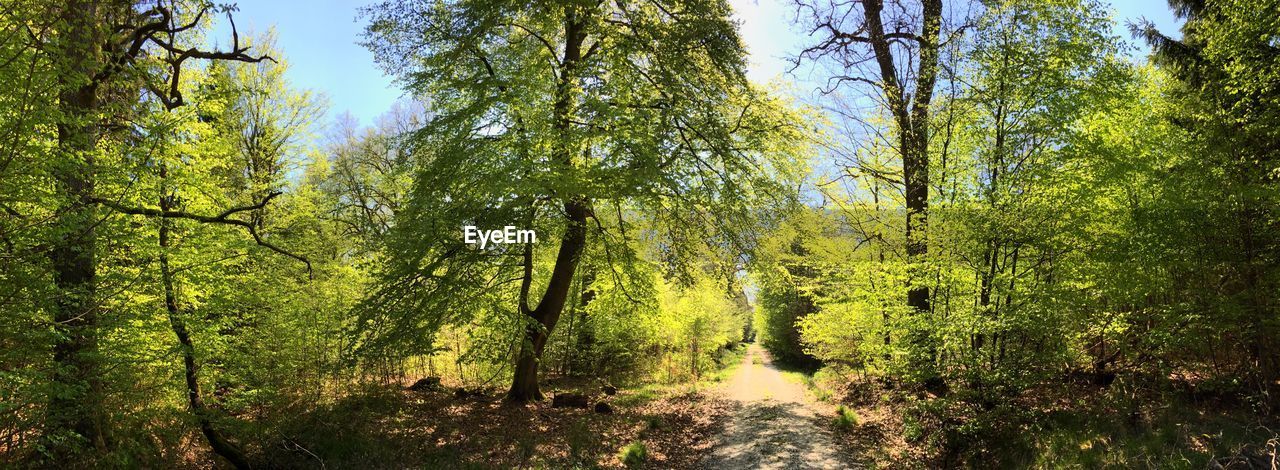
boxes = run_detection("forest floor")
[256,349,751,468]
[702,344,855,469]
[186,345,1277,468]
[260,380,736,469]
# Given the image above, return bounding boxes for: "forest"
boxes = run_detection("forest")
[0,0,1277,468]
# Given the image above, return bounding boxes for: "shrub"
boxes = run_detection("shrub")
[903,415,925,443]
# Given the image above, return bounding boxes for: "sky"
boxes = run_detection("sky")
[213,0,1184,130]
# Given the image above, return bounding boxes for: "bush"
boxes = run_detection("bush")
[618,441,648,468]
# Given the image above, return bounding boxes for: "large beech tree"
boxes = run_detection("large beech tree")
[360,0,805,402]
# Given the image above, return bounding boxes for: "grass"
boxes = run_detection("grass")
[617,441,648,468]
[778,364,836,402]
[832,404,859,431]
[1019,402,1274,468]
[619,341,746,401]
[615,384,664,407]
[813,387,833,402]
[642,414,665,431]
[779,369,810,385]
[706,343,748,383]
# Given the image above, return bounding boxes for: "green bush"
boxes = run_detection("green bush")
[903,415,925,443]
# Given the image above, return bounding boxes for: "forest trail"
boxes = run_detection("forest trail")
[702,344,853,469]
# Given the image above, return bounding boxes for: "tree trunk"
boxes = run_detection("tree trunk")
[507,200,590,402]
[506,8,590,403]
[563,268,596,376]
[976,243,997,352]
[873,180,891,353]
[46,0,108,455]
[903,0,941,320]
[859,0,942,375]
[158,169,251,469]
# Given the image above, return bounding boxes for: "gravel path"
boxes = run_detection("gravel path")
[701,344,853,469]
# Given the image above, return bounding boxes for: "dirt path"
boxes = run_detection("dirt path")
[701,344,854,469]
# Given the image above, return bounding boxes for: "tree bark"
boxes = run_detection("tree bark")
[508,199,590,402]
[41,0,279,456]
[902,0,941,319]
[46,0,108,455]
[563,268,596,376]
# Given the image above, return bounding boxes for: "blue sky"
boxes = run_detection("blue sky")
[214,0,1183,129]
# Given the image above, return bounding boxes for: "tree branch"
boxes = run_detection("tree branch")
[92,192,313,279]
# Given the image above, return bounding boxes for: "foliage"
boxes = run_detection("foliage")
[356,0,807,401]
[768,0,1279,465]
[772,0,1135,391]
[1130,0,1280,406]
[751,208,829,368]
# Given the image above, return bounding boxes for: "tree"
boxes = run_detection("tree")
[794,0,952,375]
[0,0,66,455]
[752,207,827,367]
[952,0,1126,385]
[318,102,424,253]
[1134,0,1280,407]
[361,0,806,402]
[138,32,321,468]
[0,0,285,463]
[18,0,275,460]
